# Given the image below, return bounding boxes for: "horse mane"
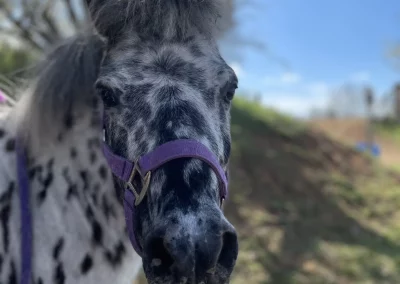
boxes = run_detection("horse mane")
[14,32,106,150]
[87,0,225,41]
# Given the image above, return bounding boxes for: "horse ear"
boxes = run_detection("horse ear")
[85,0,125,42]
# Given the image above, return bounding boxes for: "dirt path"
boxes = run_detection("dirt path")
[309,118,400,168]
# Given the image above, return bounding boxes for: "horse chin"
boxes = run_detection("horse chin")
[145,276,231,284]
[144,265,233,284]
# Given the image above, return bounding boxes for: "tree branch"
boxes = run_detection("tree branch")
[41,2,62,43]
[62,0,81,30]
[0,5,44,51]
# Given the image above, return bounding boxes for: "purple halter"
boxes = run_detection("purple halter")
[16,125,229,284]
[102,138,229,256]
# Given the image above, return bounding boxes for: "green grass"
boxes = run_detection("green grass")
[374,119,400,144]
[232,96,306,137]
[372,119,400,172]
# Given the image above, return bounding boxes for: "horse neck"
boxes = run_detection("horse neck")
[26,107,127,229]
[16,102,130,257]
[0,102,142,283]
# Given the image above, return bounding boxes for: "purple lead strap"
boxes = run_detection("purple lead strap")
[16,140,32,284]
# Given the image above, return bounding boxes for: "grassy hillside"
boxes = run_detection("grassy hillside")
[228,100,400,284]
[374,119,400,141]
[138,99,400,284]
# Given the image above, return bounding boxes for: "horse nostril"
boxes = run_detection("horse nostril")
[218,230,239,271]
[146,234,195,277]
[147,237,174,270]
[143,223,238,280]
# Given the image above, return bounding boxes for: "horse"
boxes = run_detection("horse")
[0,0,239,283]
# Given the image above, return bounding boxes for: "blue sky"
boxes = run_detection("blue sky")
[220,0,400,117]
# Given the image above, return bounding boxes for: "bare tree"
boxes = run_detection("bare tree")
[1,0,269,101]
[324,83,366,118]
[0,0,280,73]
[0,0,242,53]
[0,0,89,52]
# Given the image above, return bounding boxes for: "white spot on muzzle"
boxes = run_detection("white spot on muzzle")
[151,258,162,267]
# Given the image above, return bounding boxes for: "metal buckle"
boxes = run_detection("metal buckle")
[126,162,152,206]
[220,197,225,209]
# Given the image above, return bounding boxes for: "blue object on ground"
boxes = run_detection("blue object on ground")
[355,142,381,157]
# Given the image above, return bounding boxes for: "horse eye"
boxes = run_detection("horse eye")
[226,90,235,101]
[225,84,238,101]
[95,83,118,107]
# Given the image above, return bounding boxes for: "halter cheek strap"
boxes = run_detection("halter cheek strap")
[102,139,229,256]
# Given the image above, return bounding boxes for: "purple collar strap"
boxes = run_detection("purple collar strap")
[102,139,229,256]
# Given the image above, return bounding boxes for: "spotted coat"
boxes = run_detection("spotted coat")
[0,107,142,283]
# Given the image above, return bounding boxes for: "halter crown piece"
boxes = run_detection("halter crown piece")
[16,119,229,284]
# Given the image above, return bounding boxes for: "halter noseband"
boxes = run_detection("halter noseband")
[102,138,229,256]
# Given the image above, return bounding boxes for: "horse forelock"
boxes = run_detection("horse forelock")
[88,0,225,41]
